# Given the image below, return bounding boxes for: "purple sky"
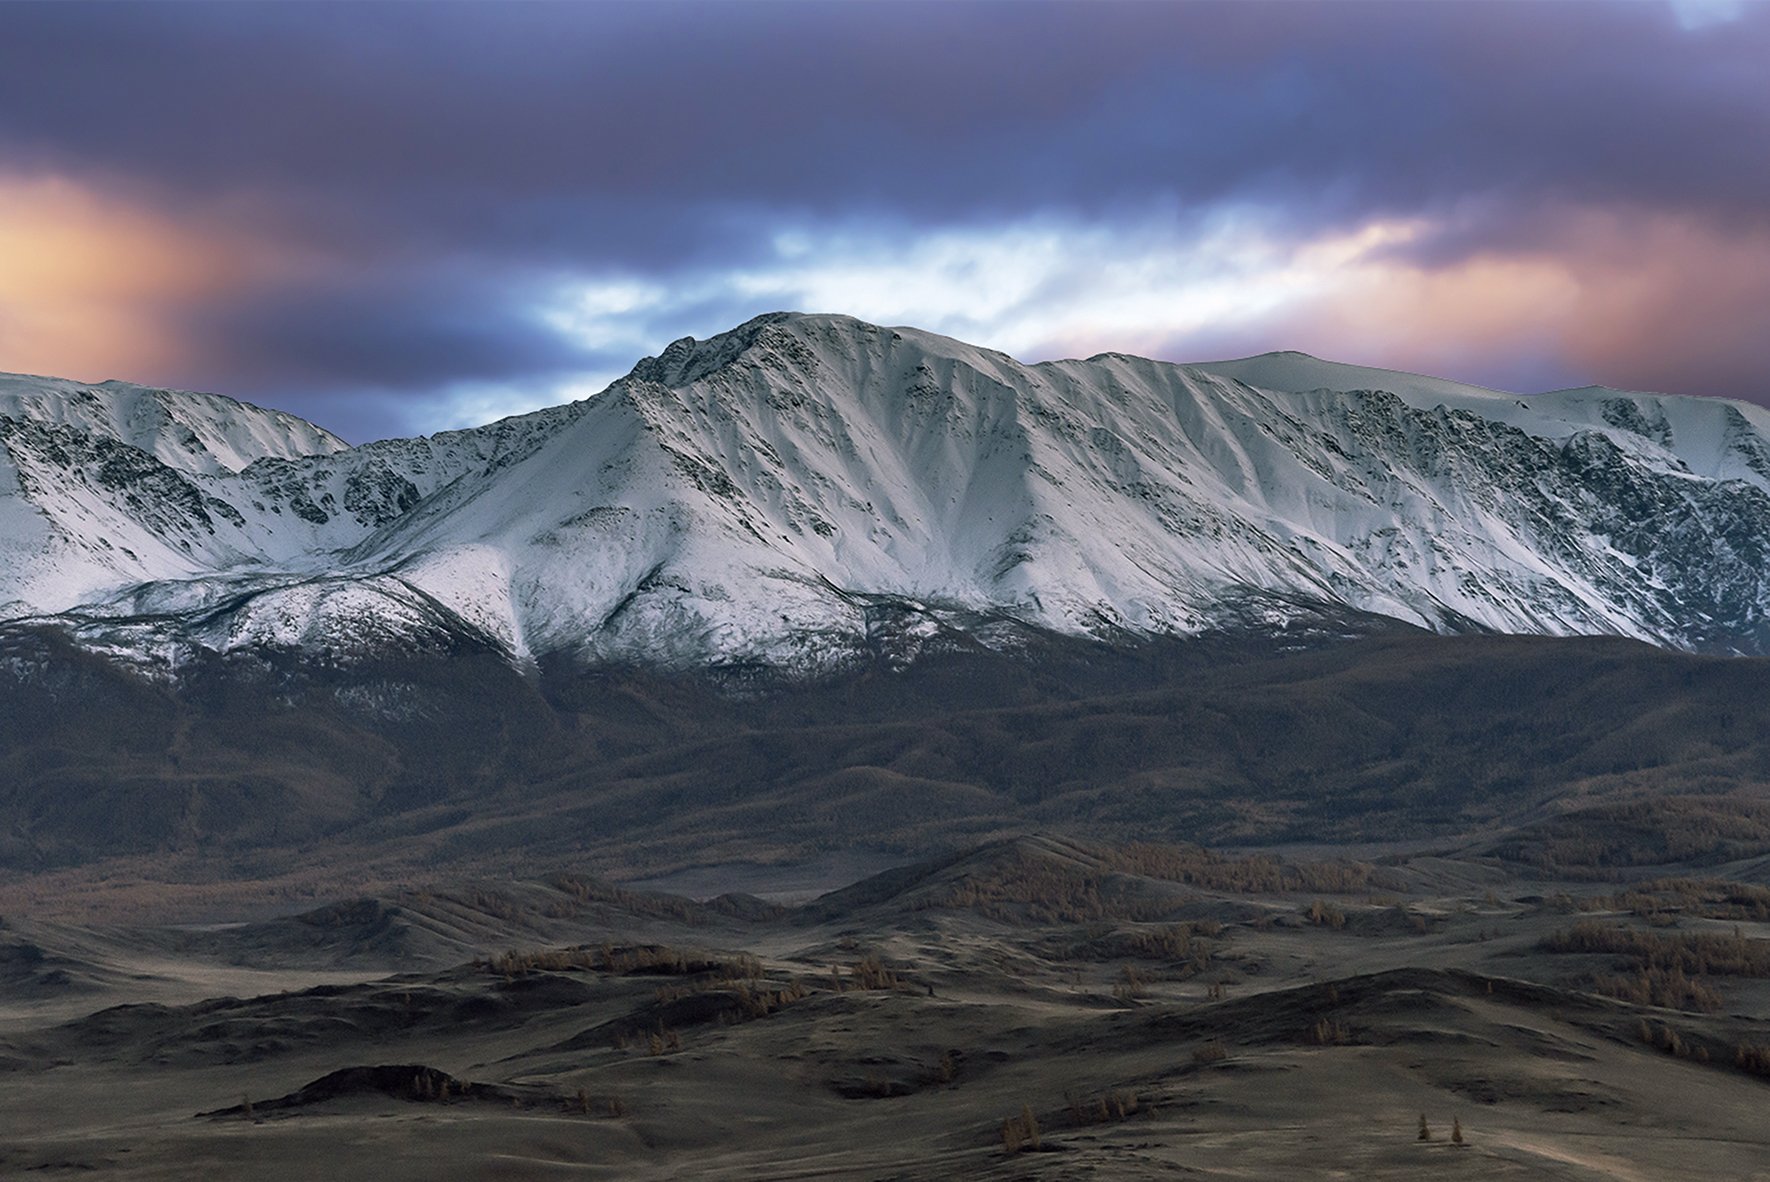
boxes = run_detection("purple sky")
[1,0,1767,440]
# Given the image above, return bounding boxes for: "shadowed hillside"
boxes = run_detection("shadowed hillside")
[8,626,1770,894]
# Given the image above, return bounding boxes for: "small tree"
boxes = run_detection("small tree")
[1418,1113,1431,1141]
[1000,1105,1041,1153]
[1451,1116,1464,1146]
[1193,1039,1228,1064]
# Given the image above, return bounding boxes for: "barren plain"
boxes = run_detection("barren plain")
[8,831,1770,1180]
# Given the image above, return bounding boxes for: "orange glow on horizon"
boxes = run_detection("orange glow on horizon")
[0,175,242,382]
[1201,209,1770,398]
[2,172,1764,411]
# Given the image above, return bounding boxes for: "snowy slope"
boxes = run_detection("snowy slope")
[0,372,347,474]
[0,373,354,616]
[1197,352,1770,488]
[6,314,1770,671]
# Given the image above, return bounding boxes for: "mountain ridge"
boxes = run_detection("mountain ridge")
[5,311,1770,673]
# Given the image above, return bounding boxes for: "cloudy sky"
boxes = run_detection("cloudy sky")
[1,1,1766,441]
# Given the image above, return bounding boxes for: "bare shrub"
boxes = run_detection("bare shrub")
[1065,1089,1141,1126]
[1113,964,1149,1003]
[1192,1040,1228,1065]
[1000,1104,1041,1153]
[849,954,904,991]
[1735,1042,1770,1076]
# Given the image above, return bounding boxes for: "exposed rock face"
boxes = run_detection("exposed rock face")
[7,313,1770,672]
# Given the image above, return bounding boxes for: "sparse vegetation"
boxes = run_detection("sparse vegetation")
[35,631,1770,1179]
[846,953,905,991]
[479,943,764,982]
[1192,1039,1229,1064]
[1733,1042,1770,1078]
[23,631,1770,903]
[1589,967,1724,1012]
[1062,921,1221,963]
[1638,1020,1692,1058]
[1495,797,1770,877]
[1581,877,1770,923]
[1000,1104,1041,1153]
[1542,920,1770,1011]
[923,856,1167,924]
[1108,843,1398,895]
[646,1026,684,1055]
[1065,1089,1141,1126]
[913,840,1401,926]
[1113,964,1150,1002]
[37,814,1770,1179]
[547,874,702,922]
[730,978,810,1017]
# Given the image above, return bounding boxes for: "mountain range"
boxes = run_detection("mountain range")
[5,310,1770,677]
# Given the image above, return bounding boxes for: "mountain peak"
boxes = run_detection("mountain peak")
[7,316,1770,670]
[624,312,1017,394]
[626,311,809,387]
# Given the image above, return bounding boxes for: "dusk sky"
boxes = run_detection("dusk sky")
[2,0,1767,442]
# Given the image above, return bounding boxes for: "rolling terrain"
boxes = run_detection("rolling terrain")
[10,310,1770,888]
[9,318,1770,1177]
[8,837,1770,1179]
[7,626,1770,901]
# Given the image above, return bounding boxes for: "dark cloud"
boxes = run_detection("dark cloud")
[0,0,1766,432]
[172,270,587,393]
[8,2,1766,243]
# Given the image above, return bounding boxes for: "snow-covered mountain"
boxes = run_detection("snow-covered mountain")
[6,311,1770,674]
